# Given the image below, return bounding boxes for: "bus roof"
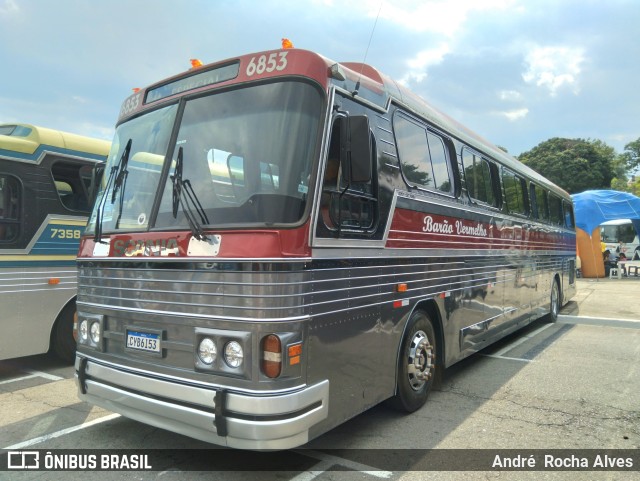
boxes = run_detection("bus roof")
[117,48,570,200]
[0,123,110,162]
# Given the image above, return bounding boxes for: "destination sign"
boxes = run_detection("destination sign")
[145,62,239,104]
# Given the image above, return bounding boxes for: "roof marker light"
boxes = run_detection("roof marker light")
[190,59,203,69]
[281,38,294,49]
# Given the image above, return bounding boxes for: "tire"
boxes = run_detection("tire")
[549,278,561,323]
[387,310,438,413]
[52,302,77,363]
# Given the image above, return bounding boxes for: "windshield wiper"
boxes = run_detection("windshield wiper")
[93,139,132,243]
[171,146,210,240]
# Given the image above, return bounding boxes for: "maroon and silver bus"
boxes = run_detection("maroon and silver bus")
[75,47,576,450]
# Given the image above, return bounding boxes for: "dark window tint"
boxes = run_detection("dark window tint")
[501,168,527,215]
[0,175,20,242]
[394,115,452,193]
[462,149,495,206]
[548,193,563,225]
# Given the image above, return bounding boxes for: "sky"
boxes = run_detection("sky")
[1,0,639,158]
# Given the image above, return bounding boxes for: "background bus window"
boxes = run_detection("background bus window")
[394,115,452,193]
[0,175,20,242]
[52,161,93,212]
[462,149,495,206]
[501,168,527,216]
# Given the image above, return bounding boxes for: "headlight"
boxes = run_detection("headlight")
[224,341,243,368]
[90,322,101,344]
[198,338,217,365]
[79,320,88,342]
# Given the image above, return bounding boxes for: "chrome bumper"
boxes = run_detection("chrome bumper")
[75,356,329,450]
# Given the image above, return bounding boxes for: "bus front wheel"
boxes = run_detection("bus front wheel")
[52,302,77,363]
[387,310,438,413]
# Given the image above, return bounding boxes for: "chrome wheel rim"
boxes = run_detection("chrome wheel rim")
[407,330,434,391]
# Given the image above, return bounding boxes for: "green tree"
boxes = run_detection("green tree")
[518,138,617,193]
[622,137,640,171]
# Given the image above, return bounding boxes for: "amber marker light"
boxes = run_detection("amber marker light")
[72,311,78,342]
[190,58,203,69]
[288,343,302,366]
[48,278,60,285]
[396,283,408,292]
[281,38,294,49]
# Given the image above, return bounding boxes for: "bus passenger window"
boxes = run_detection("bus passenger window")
[52,162,93,213]
[462,149,495,206]
[531,184,549,222]
[394,115,451,193]
[563,200,575,228]
[0,175,20,242]
[548,193,563,225]
[501,168,527,216]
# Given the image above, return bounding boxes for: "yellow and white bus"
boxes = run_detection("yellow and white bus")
[0,123,109,361]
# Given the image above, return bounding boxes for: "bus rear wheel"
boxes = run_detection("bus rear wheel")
[52,302,77,363]
[387,310,438,413]
[549,278,561,322]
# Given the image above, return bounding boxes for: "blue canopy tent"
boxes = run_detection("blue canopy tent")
[571,190,640,278]
[571,190,640,236]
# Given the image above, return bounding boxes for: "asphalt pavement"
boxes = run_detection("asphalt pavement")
[560,276,640,323]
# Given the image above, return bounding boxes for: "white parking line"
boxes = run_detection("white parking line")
[482,354,534,363]
[0,374,39,385]
[492,323,552,357]
[26,369,64,381]
[4,413,121,450]
[293,450,393,479]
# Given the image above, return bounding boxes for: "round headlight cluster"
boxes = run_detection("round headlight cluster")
[90,322,101,344]
[197,338,244,369]
[224,341,243,368]
[79,320,88,342]
[78,319,100,347]
[198,338,217,365]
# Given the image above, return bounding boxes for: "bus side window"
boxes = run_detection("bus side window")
[548,193,563,226]
[501,168,528,216]
[563,200,575,228]
[462,149,496,206]
[394,114,452,194]
[52,161,93,213]
[0,175,20,242]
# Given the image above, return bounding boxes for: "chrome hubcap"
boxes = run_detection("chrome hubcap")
[407,330,434,391]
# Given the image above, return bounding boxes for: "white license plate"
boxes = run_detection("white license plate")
[126,330,160,353]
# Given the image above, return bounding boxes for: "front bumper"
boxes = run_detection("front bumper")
[75,356,329,450]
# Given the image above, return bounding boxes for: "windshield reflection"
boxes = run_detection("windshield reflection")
[157,81,322,228]
[87,81,322,235]
[86,104,178,234]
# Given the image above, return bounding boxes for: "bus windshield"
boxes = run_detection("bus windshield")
[87,81,322,234]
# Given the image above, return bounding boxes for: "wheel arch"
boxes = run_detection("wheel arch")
[394,298,445,388]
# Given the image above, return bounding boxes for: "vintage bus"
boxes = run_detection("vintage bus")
[74,48,576,450]
[0,123,110,362]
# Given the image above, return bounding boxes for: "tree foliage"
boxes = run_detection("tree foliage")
[622,137,640,171]
[518,138,618,194]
